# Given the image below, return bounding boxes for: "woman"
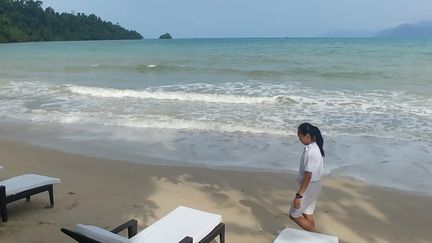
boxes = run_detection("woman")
[289,122,324,232]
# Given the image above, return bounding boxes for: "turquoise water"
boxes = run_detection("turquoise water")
[2,39,432,92]
[1,39,431,194]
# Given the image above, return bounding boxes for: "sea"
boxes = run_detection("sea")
[0,38,431,195]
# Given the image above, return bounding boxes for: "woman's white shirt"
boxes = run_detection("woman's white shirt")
[297,142,323,182]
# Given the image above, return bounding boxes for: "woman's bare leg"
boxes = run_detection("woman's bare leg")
[289,214,317,232]
[303,213,316,229]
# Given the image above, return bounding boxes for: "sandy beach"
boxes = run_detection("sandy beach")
[0,138,431,243]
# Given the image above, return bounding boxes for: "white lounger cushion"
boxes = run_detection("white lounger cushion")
[274,228,338,243]
[130,206,222,243]
[0,174,61,196]
[75,224,132,243]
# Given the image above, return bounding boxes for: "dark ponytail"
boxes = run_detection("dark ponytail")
[298,123,325,157]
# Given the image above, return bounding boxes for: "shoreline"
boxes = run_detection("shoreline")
[1,120,431,198]
[0,138,431,242]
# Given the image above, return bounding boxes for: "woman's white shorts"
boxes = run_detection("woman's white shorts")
[289,181,322,218]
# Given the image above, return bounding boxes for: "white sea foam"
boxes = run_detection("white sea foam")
[120,116,290,135]
[146,64,157,68]
[1,80,432,141]
[17,109,291,135]
[66,85,296,104]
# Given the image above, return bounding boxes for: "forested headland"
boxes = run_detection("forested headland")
[0,0,143,43]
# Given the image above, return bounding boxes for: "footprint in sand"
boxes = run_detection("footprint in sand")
[37,220,56,225]
[274,213,290,219]
[67,199,79,210]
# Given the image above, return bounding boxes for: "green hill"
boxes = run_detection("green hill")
[0,0,142,43]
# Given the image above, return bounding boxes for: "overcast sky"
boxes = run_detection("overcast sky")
[41,0,432,38]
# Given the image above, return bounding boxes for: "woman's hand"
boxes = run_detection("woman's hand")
[293,198,301,209]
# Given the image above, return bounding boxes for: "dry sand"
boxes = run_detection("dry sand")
[0,139,431,243]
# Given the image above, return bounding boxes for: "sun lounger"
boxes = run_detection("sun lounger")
[274,228,338,243]
[0,174,61,222]
[61,206,225,243]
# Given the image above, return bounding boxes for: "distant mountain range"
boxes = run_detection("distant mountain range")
[376,21,432,38]
[319,21,432,38]
[318,30,377,38]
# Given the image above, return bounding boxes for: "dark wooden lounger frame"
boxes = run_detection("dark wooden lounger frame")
[61,219,225,243]
[0,184,54,222]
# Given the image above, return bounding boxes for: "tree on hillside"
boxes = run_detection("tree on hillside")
[0,0,142,42]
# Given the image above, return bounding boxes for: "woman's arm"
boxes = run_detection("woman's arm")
[293,171,312,208]
[297,171,312,195]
